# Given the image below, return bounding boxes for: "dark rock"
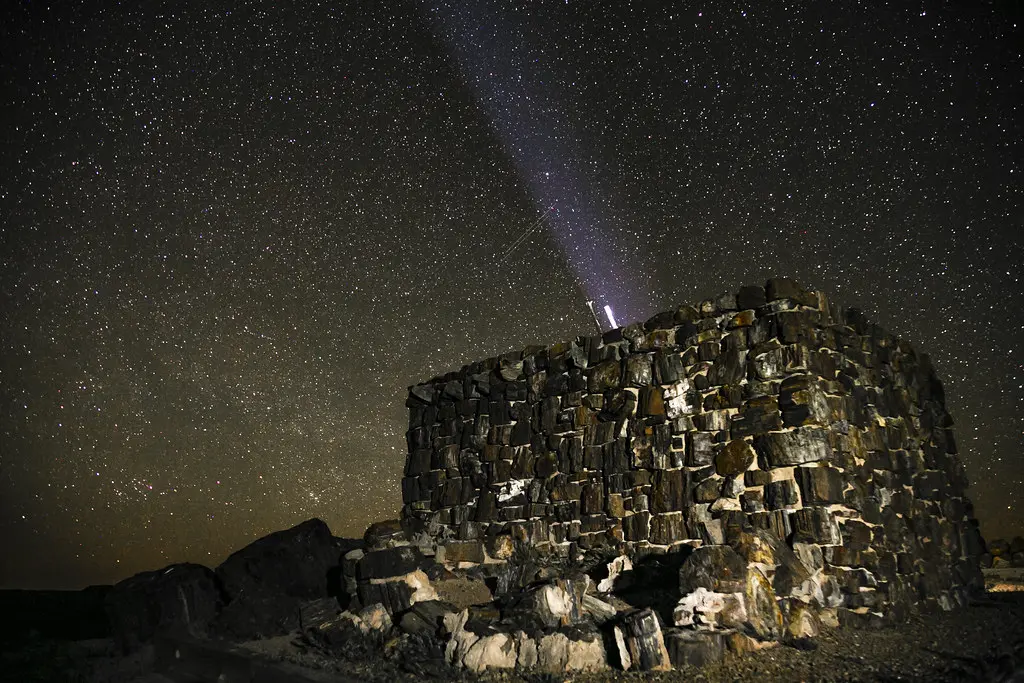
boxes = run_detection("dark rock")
[510,420,532,446]
[744,469,771,487]
[766,277,807,303]
[652,469,687,513]
[679,545,748,593]
[665,629,726,668]
[675,305,700,323]
[764,478,799,509]
[731,397,783,438]
[694,476,723,503]
[754,427,833,467]
[780,375,829,427]
[364,519,407,550]
[213,518,343,640]
[638,386,666,417]
[745,568,784,640]
[623,511,651,541]
[688,432,715,467]
[791,507,842,545]
[397,599,457,636]
[581,482,604,514]
[645,310,677,331]
[707,345,745,385]
[741,489,765,513]
[655,351,685,383]
[714,291,738,312]
[215,593,310,641]
[650,512,686,544]
[624,354,653,386]
[299,597,341,630]
[358,547,422,580]
[795,465,846,504]
[588,360,622,392]
[105,563,223,652]
[715,439,756,476]
[358,579,415,615]
[989,538,1010,557]
[442,540,485,564]
[408,383,438,404]
[737,285,767,310]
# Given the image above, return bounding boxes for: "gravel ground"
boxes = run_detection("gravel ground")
[4,592,1022,682]
[241,592,1024,683]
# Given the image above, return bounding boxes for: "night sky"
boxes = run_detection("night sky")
[1,1,1020,590]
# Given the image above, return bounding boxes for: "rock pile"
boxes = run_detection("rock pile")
[983,536,1024,568]
[104,519,357,651]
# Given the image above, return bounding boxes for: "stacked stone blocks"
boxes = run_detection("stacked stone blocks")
[402,278,984,620]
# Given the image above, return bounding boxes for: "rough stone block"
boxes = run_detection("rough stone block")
[792,507,842,545]
[679,545,748,593]
[754,427,833,468]
[795,465,845,504]
[715,439,756,476]
[650,511,686,545]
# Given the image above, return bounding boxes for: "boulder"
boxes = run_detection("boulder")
[784,600,821,639]
[736,285,767,310]
[515,631,538,669]
[716,439,756,476]
[398,599,458,636]
[987,538,1009,557]
[216,519,341,602]
[537,629,607,673]
[664,629,727,668]
[358,546,422,580]
[444,609,479,667]
[679,545,748,594]
[439,540,485,564]
[673,587,744,629]
[212,518,344,640]
[462,632,517,672]
[565,627,608,671]
[363,519,407,550]
[359,569,437,614]
[581,593,618,624]
[509,578,587,629]
[105,563,223,652]
[616,608,671,671]
[745,568,785,640]
[215,593,307,640]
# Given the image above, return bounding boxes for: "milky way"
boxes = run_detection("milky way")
[0,2,1020,589]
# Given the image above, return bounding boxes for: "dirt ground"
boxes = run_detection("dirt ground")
[2,588,1022,682]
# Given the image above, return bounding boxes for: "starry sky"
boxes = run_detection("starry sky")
[1,1,1020,590]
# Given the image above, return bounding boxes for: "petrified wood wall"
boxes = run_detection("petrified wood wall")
[401,278,984,615]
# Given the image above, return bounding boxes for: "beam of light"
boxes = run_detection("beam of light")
[424,3,649,326]
[585,300,603,334]
[498,207,552,260]
[603,305,618,330]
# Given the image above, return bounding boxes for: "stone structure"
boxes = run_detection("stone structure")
[402,278,985,631]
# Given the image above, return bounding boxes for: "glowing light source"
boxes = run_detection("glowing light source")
[603,305,618,329]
